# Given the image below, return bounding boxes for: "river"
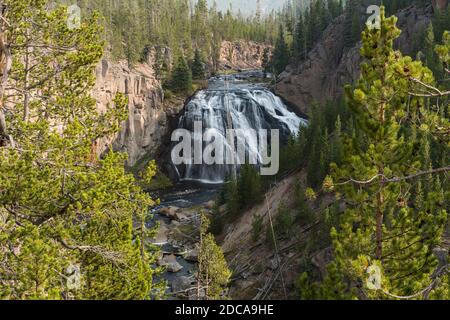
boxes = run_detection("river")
[148,70,306,299]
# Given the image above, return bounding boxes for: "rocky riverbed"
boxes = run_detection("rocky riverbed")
[148,182,220,299]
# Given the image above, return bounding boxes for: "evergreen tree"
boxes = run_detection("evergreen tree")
[423,22,443,80]
[320,8,448,299]
[197,213,231,300]
[294,12,307,60]
[170,55,192,93]
[237,164,263,208]
[0,0,161,299]
[343,0,360,48]
[272,25,290,76]
[191,49,205,80]
[262,47,272,74]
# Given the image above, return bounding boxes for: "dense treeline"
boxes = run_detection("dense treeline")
[269,0,448,76]
[67,0,280,68]
[216,2,450,299]
[291,6,449,299]
[297,8,450,299]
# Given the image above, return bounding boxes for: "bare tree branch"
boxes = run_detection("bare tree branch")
[57,238,126,265]
[335,166,450,187]
[408,77,450,97]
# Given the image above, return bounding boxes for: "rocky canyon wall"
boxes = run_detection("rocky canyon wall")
[219,40,271,71]
[93,41,270,167]
[93,53,183,167]
[276,4,435,115]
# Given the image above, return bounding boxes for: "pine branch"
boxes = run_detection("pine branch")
[57,237,126,265]
[335,166,450,187]
[408,77,450,97]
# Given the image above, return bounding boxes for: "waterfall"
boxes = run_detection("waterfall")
[171,73,308,184]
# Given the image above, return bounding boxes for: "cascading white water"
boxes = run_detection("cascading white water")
[172,72,308,184]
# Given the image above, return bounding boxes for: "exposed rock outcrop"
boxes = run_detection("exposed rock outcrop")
[219,40,271,71]
[93,56,183,167]
[432,0,448,10]
[276,5,434,115]
[93,41,271,167]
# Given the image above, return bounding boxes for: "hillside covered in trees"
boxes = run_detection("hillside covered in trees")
[0,0,449,303]
[214,0,450,300]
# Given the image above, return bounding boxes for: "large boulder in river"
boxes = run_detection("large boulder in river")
[159,206,182,220]
[159,254,183,273]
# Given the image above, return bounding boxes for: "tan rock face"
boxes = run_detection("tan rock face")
[93,41,271,167]
[93,56,182,167]
[276,5,434,115]
[219,40,271,71]
[432,0,448,10]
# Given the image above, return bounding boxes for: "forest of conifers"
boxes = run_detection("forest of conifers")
[0,0,449,302]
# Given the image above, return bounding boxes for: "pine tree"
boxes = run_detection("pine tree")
[262,47,271,74]
[343,0,360,48]
[423,22,443,80]
[294,12,307,60]
[237,164,263,208]
[0,0,161,299]
[191,49,205,80]
[170,55,192,93]
[321,7,448,299]
[272,25,290,76]
[330,115,344,166]
[197,213,231,300]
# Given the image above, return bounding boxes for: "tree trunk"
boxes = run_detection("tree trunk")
[0,3,13,147]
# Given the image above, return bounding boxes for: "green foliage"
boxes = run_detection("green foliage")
[238,164,263,208]
[294,184,314,224]
[198,213,231,300]
[310,8,449,299]
[191,49,205,80]
[0,0,161,299]
[262,47,272,73]
[74,0,279,67]
[343,0,361,48]
[272,25,290,76]
[274,203,294,238]
[251,214,264,242]
[278,98,349,188]
[169,56,193,94]
[216,164,263,226]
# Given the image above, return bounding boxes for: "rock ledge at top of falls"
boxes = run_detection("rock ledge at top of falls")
[219,40,272,71]
[275,4,434,115]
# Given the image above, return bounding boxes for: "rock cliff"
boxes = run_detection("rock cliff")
[276,4,434,115]
[219,40,271,71]
[93,41,271,167]
[93,57,183,167]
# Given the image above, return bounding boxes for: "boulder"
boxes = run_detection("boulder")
[159,254,183,273]
[205,200,215,210]
[184,248,199,263]
[152,222,169,245]
[172,276,193,294]
[159,206,180,220]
